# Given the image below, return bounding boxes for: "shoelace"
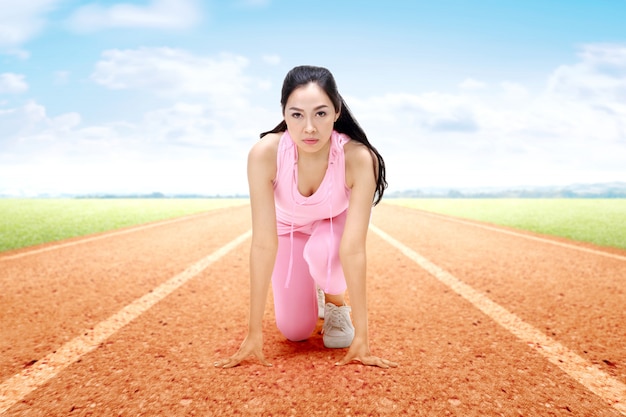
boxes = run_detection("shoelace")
[324,305,352,331]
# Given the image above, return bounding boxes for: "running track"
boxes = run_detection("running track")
[1,203,624,416]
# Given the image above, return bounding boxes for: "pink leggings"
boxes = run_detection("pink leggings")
[271,211,347,341]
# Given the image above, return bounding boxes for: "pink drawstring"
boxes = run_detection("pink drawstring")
[284,143,299,289]
[325,160,334,293]
[284,131,341,291]
[284,195,295,289]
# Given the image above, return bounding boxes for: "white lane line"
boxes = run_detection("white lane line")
[370,224,626,415]
[396,207,626,262]
[1,211,220,262]
[0,230,252,415]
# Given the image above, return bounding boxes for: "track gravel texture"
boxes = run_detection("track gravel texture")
[1,203,624,416]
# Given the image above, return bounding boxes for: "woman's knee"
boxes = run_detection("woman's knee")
[275,315,317,342]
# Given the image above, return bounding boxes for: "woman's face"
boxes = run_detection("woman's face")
[284,82,339,154]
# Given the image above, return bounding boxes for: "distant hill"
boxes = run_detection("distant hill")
[2,182,625,199]
[0,192,248,199]
[387,182,626,198]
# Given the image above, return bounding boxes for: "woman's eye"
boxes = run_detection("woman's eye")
[291,112,302,119]
[316,111,327,117]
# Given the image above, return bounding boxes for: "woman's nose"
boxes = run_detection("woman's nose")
[304,119,316,133]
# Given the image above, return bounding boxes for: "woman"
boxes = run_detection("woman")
[215,65,397,369]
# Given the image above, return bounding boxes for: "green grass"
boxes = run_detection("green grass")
[4,198,625,253]
[385,199,626,250]
[0,198,249,253]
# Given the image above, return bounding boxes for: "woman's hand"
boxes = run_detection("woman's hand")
[335,336,398,369]
[214,332,272,368]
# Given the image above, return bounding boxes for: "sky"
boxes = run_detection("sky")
[1,0,626,197]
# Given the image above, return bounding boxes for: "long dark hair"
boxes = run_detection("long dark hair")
[260,65,387,206]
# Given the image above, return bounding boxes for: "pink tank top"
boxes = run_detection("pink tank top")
[273,130,352,290]
[273,130,351,236]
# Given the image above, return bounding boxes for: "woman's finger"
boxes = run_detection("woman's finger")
[367,357,398,368]
[334,352,357,366]
[214,357,239,368]
[336,354,398,369]
[257,355,273,367]
[214,351,272,368]
[220,357,242,368]
[384,359,399,368]
[370,357,398,368]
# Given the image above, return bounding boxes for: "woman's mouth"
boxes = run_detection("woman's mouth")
[303,138,318,145]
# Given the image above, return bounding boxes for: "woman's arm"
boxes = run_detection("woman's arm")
[247,134,279,332]
[336,142,398,368]
[215,134,279,368]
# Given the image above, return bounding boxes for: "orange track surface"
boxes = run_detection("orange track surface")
[1,204,625,416]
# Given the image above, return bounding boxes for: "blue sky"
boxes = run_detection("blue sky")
[1,0,626,196]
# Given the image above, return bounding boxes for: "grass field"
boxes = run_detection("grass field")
[2,198,625,253]
[0,198,248,252]
[385,198,626,250]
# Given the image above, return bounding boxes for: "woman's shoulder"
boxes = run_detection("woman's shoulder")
[249,132,282,162]
[343,139,373,165]
[248,132,283,183]
[343,138,377,189]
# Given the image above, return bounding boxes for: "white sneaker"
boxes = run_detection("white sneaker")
[322,303,355,348]
[317,286,325,319]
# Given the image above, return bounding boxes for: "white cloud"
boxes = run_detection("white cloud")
[0,100,80,144]
[262,54,281,65]
[0,47,281,196]
[0,0,60,48]
[500,81,529,100]
[459,78,486,91]
[0,95,270,196]
[66,0,201,32]
[2,43,626,196]
[140,102,256,152]
[547,43,626,110]
[0,73,29,93]
[257,80,272,91]
[347,44,626,190]
[91,48,252,105]
[349,92,480,139]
